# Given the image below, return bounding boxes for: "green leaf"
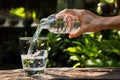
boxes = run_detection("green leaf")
[70,56,79,61]
[73,63,81,68]
[105,0,115,3]
[95,59,103,66]
[112,49,120,55]
[85,60,95,66]
[67,47,77,53]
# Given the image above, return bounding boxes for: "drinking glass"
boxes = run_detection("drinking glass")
[19,37,49,77]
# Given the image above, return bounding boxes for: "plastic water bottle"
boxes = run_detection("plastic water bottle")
[39,14,80,34]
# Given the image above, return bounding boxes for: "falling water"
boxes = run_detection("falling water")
[27,25,43,54]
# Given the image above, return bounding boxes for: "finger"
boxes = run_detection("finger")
[56,11,77,19]
[69,27,83,38]
[57,9,74,16]
[67,17,74,31]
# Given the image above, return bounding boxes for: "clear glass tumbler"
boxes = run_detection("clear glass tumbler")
[19,37,49,77]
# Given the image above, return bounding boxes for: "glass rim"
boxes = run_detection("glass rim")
[19,37,49,40]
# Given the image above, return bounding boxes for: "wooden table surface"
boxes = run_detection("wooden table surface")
[0,68,120,80]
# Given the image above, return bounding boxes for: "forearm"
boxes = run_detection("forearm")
[98,16,120,30]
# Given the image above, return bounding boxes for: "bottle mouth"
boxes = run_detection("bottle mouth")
[39,18,49,29]
[39,14,56,29]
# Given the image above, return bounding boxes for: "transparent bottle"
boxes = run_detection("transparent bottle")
[39,14,80,34]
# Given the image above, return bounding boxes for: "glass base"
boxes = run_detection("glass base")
[24,70,44,77]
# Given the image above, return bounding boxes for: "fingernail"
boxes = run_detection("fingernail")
[69,34,73,38]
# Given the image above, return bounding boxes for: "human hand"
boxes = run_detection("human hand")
[56,9,102,38]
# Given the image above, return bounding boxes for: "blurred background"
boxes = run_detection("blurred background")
[0,0,120,70]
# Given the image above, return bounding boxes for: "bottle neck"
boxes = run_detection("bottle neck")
[39,14,56,29]
[39,18,49,29]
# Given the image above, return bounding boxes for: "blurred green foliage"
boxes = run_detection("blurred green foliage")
[46,30,120,68]
[46,33,71,67]
[45,0,120,68]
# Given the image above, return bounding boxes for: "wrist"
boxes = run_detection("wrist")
[98,16,120,30]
